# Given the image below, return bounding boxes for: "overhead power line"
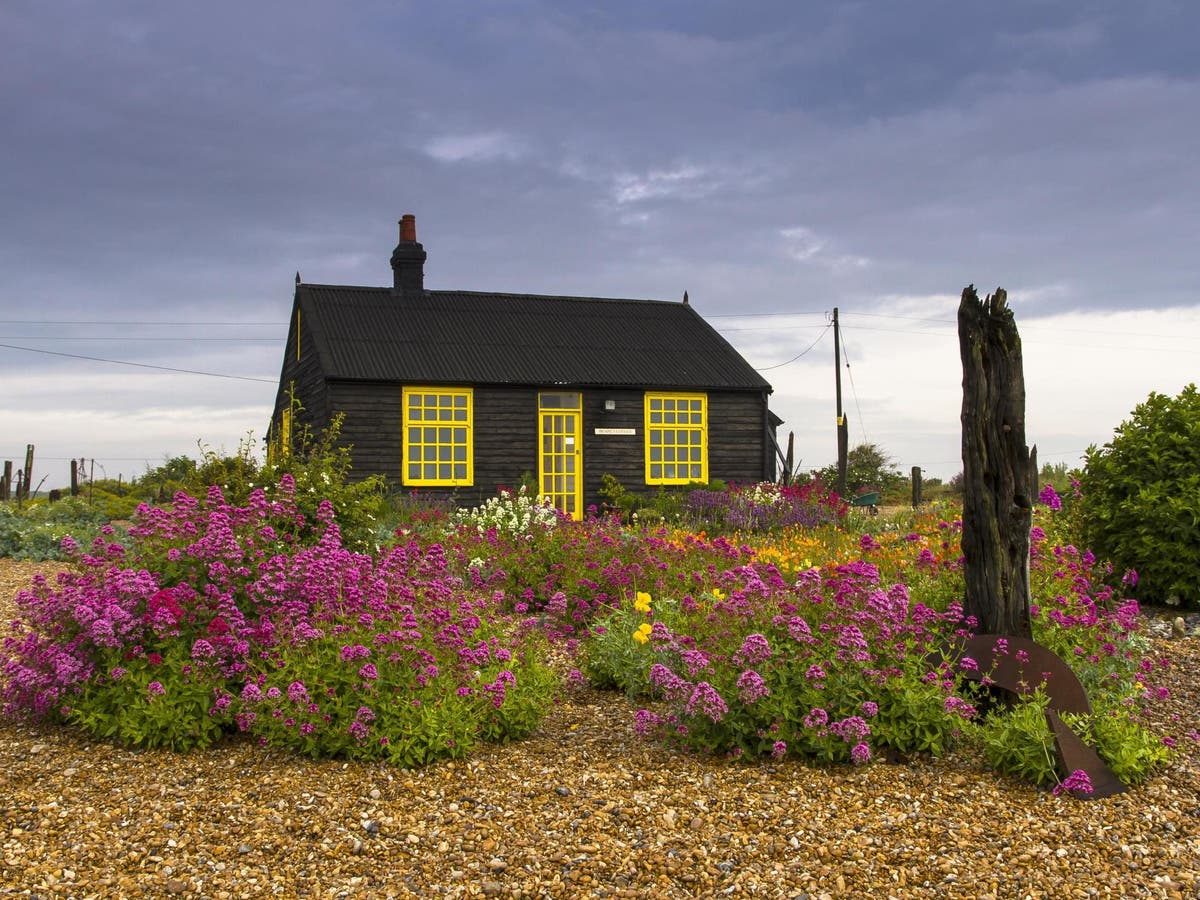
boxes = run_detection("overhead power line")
[0,343,276,383]
[754,322,832,371]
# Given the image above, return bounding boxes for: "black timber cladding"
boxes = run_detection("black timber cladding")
[296,286,771,391]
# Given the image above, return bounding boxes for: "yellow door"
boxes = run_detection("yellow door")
[538,393,582,520]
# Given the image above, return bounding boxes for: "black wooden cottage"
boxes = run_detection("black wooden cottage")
[270,216,779,518]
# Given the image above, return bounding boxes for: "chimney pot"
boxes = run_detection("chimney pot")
[391,214,426,294]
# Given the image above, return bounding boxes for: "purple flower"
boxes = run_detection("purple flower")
[684,682,729,723]
[803,707,828,729]
[359,663,379,681]
[805,664,827,682]
[349,720,369,742]
[850,742,871,765]
[287,681,309,703]
[1052,769,1094,797]
[634,709,662,737]
[959,656,979,673]
[860,701,878,718]
[339,644,371,662]
[109,667,127,680]
[679,650,711,678]
[733,633,772,666]
[1038,484,1063,511]
[355,706,375,723]
[830,716,870,744]
[241,683,263,703]
[736,670,770,704]
[770,740,787,760]
[147,681,166,697]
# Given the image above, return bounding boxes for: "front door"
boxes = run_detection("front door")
[538,393,582,519]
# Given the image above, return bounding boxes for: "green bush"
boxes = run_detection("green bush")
[0,497,115,561]
[1077,384,1200,609]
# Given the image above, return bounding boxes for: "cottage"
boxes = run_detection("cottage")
[270,216,779,518]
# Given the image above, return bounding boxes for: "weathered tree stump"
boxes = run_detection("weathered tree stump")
[958,285,1034,638]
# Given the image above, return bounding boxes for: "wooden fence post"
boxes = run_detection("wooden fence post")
[1,461,10,501]
[71,459,79,496]
[22,445,34,501]
[911,466,922,507]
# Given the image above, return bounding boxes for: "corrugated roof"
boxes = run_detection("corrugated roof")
[297,286,772,391]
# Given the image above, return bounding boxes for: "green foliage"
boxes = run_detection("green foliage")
[1037,461,1075,495]
[816,443,906,500]
[975,693,1059,787]
[0,498,114,561]
[1077,383,1200,609]
[67,646,234,752]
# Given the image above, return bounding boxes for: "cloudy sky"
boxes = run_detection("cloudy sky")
[2,1,1197,490]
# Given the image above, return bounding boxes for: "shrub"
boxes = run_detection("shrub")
[1077,383,1200,609]
[1,478,558,764]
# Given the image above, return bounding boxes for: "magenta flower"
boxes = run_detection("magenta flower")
[684,682,729,723]
[770,740,787,760]
[1052,769,1094,797]
[850,742,871,765]
[736,670,770,704]
[358,663,379,681]
[803,707,828,729]
[147,681,166,697]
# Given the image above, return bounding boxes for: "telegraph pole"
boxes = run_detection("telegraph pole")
[833,308,848,494]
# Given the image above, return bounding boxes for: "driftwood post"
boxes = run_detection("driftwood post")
[958,285,1034,638]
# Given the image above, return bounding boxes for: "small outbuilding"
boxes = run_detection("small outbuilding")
[270,216,779,518]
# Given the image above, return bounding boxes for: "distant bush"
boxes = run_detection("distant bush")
[0,498,115,561]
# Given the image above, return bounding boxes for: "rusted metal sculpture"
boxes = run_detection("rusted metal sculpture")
[957,286,1124,797]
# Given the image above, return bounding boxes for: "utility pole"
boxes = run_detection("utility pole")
[833,308,848,494]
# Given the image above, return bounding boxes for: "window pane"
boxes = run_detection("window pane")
[424,428,436,443]
[663,430,675,444]
[408,427,420,443]
[438,427,450,443]
[650,429,661,443]
[651,464,662,478]
[408,446,420,462]
[664,464,676,479]
[409,408,422,421]
[454,408,467,421]
[650,447,662,461]
[438,464,451,479]
[439,446,451,462]
[454,395,467,407]
[664,447,675,462]
[424,394,437,407]
[650,398,662,410]
[454,446,466,461]
[424,463,436,479]
[454,428,466,443]
[454,464,467,480]
[690,465,702,478]
[650,412,662,424]
[424,446,437,461]
[408,464,421,479]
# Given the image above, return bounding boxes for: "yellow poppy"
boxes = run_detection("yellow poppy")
[633,622,653,644]
[634,591,652,613]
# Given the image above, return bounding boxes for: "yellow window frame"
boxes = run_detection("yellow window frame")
[644,392,708,484]
[402,387,473,486]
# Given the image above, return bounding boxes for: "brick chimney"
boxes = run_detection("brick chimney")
[390,214,426,294]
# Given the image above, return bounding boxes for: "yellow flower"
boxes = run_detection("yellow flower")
[633,622,653,644]
[712,588,725,601]
[634,591,652,613]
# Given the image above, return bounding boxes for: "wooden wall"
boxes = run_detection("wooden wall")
[322,382,773,510]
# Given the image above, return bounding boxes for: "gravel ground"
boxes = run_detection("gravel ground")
[1,559,1197,899]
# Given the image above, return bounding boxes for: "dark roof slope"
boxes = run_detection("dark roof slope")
[296,286,771,391]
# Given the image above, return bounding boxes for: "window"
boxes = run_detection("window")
[645,392,707,484]
[402,388,473,485]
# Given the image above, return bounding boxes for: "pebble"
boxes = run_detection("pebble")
[0,558,1197,898]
